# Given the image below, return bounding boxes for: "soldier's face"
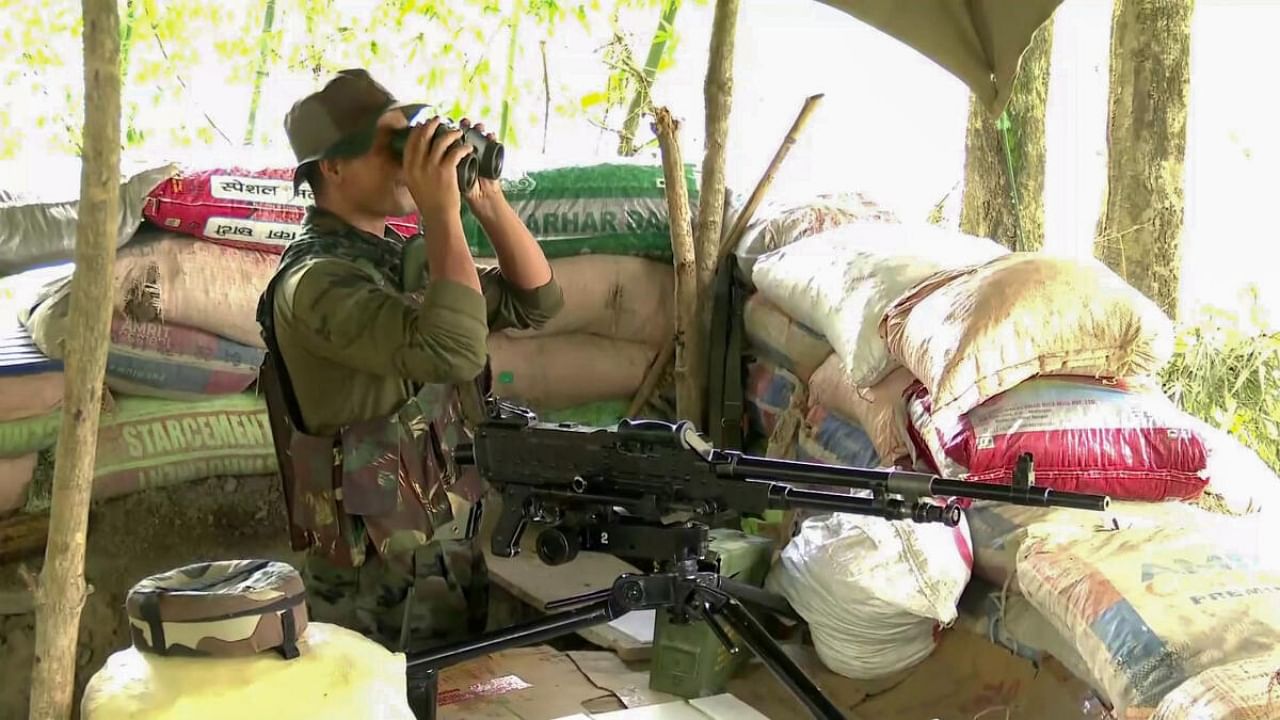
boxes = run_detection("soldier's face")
[328,110,415,218]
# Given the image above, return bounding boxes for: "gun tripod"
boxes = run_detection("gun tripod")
[403,522,846,720]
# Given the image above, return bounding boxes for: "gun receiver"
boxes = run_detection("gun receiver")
[453,399,1110,562]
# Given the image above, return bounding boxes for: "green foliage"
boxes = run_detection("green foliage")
[0,0,686,161]
[1161,288,1280,472]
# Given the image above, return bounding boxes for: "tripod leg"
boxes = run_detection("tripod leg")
[716,597,845,720]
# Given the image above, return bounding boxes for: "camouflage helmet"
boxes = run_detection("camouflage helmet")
[126,559,309,659]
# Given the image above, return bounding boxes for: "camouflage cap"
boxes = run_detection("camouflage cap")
[284,68,426,188]
[126,559,310,659]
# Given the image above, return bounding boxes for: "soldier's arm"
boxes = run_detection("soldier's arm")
[478,264,565,333]
[280,259,488,384]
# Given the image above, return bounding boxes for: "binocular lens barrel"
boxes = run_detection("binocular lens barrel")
[388,121,504,193]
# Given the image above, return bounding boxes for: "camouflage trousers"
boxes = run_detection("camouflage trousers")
[302,536,489,652]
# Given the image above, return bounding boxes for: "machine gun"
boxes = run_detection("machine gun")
[404,397,1110,720]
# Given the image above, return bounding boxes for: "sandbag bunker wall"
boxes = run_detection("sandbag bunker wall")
[738,220,1280,718]
[0,160,715,519]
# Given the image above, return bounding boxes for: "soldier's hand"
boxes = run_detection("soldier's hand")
[403,116,475,224]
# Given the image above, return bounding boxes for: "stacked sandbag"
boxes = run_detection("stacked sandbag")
[25,276,264,401]
[486,333,655,411]
[745,222,1007,468]
[743,359,806,457]
[765,511,974,680]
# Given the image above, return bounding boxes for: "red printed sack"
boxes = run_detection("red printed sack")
[907,376,1209,501]
[142,166,419,252]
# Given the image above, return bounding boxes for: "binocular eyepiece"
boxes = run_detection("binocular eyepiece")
[389,121,504,193]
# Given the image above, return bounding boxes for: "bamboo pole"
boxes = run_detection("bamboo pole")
[695,0,738,296]
[28,0,121,716]
[618,0,682,156]
[243,0,279,145]
[626,95,823,419]
[651,108,701,426]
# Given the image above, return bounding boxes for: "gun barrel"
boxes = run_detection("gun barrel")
[725,455,1109,512]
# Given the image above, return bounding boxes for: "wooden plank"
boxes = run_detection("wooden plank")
[0,511,49,565]
[485,548,654,661]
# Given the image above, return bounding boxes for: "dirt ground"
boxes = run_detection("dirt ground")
[0,474,300,719]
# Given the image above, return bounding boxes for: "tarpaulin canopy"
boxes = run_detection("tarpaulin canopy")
[814,0,1063,115]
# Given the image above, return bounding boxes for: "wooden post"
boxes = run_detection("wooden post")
[651,108,701,426]
[28,0,121,717]
[695,0,738,294]
[626,95,822,419]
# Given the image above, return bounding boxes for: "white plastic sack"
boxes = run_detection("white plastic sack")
[732,193,899,282]
[0,158,177,274]
[751,222,1007,389]
[765,511,973,680]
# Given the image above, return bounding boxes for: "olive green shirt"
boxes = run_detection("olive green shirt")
[272,210,563,436]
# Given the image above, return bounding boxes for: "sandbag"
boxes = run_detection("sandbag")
[113,231,278,347]
[1149,652,1280,720]
[765,511,973,680]
[733,192,899,282]
[1017,514,1280,713]
[752,222,1007,389]
[796,405,881,469]
[909,376,1210,501]
[499,254,673,347]
[745,360,805,441]
[880,253,1176,427]
[17,392,277,511]
[142,165,419,252]
[743,294,832,380]
[127,560,307,658]
[0,371,62,422]
[487,333,654,411]
[463,163,698,260]
[0,453,36,514]
[26,278,264,400]
[964,498,1204,588]
[809,356,914,467]
[81,622,415,720]
[1,158,177,274]
[904,385,967,478]
[1187,419,1280,516]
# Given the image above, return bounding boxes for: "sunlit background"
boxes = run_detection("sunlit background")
[1,0,1278,325]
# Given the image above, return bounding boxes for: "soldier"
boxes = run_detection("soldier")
[255,69,563,651]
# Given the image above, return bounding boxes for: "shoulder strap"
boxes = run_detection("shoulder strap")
[257,270,311,435]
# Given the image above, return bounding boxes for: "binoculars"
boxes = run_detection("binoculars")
[389,120,504,193]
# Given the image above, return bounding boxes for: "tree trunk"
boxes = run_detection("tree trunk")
[27,0,121,717]
[960,19,1054,251]
[652,108,701,427]
[1094,0,1194,319]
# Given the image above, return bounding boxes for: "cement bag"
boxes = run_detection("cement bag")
[143,165,419,252]
[910,377,1210,501]
[81,622,415,720]
[752,222,1007,389]
[964,498,1205,588]
[765,511,973,680]
[1149,652,1280,720]
[743,294,832,380]
[797,405,881,470]
[809,356,914,467]
[0,371,62,421]
[733,192,899,281]
[880,253,1176,428]
[0,410,61,457]
[0,454,36,514]
[20,392,277,512]
[1017,514,1280,713]
[27,279,264,400]
[745,360,805,440]
[113,232,278,347]
[464,162,699,261]
[487,333,654,410]
[904,382,967,478]
[500,254,673,347]
[0,158,177,274]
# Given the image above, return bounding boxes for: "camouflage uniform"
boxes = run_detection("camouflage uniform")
[256,70,564,652]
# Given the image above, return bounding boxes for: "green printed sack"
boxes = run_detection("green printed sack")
[17,392,277,512]
[462,163,699,260]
